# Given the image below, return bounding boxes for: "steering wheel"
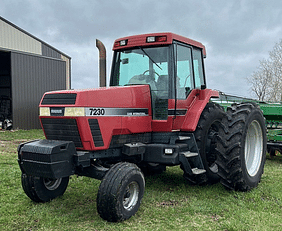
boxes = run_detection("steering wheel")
[143,70,160,77]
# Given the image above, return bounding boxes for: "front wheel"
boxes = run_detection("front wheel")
[97,162,145,222]
[216,102,267,191]
[21,174,69,202]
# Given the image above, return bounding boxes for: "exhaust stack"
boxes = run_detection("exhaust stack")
[96,39,107,87]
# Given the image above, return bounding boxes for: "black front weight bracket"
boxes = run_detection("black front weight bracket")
[18,139,77,179]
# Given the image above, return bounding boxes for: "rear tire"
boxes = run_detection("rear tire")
[97,162,145,222]
[187,102,225,184]
[21,173,69,202]
[216,102,266,191]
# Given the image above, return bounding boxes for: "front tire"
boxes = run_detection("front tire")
[216,102,266,191]
[97,162,145,222]
[21,174,69,202]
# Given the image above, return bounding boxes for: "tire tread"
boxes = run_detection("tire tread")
[97,162,145,222]
[216,102,266,191]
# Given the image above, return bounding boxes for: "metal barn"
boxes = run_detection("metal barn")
[0,16,71,129]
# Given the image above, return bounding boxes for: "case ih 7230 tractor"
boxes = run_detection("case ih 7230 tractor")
[18,33,266,222]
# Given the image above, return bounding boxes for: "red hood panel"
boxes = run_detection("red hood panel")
[41,85,151,109]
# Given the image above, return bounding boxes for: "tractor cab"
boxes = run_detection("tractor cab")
[110,33,206,121]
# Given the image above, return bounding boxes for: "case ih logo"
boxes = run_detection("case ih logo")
[50,107,65,116]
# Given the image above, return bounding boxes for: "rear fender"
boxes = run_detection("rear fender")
[180,89,219,132]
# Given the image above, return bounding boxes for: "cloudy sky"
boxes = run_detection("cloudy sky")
[1,0,282,98]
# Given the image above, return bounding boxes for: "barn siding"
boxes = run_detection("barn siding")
[0,19,41,55]
[11,52,66,129]
[42,43,61,59]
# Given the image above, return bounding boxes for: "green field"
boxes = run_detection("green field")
[1,129,282,230]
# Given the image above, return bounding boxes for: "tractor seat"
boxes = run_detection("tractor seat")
[156,75,168,98]
[128,74,157,91]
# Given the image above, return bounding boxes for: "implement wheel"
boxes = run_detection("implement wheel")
[97,162,145,222]
[21,174,69,202]
[216,102,266,191]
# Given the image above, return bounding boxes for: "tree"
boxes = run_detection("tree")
[247,59,271,101]
[248,39,282,102]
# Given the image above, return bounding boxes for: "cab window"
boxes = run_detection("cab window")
[111,47,170,99]
[193,48,205,88]
[175,44,194,99]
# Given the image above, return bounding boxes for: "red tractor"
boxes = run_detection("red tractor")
[18,33,266,222]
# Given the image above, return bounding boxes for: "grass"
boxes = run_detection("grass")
[1,129,282,230]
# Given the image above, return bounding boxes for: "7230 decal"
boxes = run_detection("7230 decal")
[89,108,105,116]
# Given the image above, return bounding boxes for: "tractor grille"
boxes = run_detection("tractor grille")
[41,93,77,105]
[89,119,104,147]
[41,118,83,148]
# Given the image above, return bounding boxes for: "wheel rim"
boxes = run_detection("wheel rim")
[123,181,140,211]
[244,120,263,177]
[43,178,62,191]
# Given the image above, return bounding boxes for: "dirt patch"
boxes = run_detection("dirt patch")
[156,200,179,207]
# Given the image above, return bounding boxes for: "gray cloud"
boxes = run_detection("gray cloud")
[1,0,282,97]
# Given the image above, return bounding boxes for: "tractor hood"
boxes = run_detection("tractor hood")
[39,85,153,151]
[39,85,152,113]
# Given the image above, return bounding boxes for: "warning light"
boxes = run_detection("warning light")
[147,36,167,43]
[147,36,156,43]
[120,40,127,46]
[156,36,167,42]
[114,40,128,48]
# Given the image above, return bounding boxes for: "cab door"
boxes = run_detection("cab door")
[172,42,206,130]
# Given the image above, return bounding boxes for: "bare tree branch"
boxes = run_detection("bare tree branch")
[248,39,282,102]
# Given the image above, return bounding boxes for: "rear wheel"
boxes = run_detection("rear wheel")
[21,174,69,202]
[188,102,225,184]
[216,102,266,191]
[97,162,145,222]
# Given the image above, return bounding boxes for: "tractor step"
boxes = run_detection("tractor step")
[192,168,206,175]
[181,151,198,158]
[177,133,207,181]
[179,153,206,176]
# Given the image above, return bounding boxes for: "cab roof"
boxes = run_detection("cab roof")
[113,32,206,57]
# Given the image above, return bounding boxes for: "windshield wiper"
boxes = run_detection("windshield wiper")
[139,47,162,70]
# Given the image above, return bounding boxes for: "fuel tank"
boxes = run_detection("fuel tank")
[39,85,152,151]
